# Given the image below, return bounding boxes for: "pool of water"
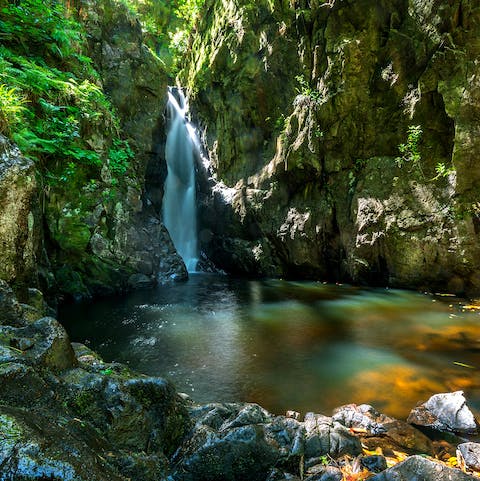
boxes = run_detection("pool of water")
[59,274,480,419]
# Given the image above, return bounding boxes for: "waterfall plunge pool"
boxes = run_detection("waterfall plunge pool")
[60,274,480,419]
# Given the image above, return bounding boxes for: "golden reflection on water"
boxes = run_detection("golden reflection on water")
[60,277,480,420]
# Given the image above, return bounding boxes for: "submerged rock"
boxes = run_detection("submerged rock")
[407,391,479,435]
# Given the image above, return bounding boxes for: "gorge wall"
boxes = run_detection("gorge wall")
[0,0,186,302]
[183,0,480,295]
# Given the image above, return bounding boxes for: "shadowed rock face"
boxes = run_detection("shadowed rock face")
[184,0,480,295]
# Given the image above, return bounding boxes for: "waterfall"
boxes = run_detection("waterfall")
[163,87,199,272]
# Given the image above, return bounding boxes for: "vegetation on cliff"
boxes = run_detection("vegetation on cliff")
[0,0,191,298]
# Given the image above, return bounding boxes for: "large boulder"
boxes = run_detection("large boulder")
[0,406,126,481]
[407,391,479,435]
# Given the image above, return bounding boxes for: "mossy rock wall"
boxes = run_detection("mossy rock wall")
[184,0,480,295]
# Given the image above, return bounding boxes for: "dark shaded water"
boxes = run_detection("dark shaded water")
[60,274,480,419]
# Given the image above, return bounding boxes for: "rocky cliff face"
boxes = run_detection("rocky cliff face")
[184,0,480,295]
[0,136,43,299]
[0,0,187,301]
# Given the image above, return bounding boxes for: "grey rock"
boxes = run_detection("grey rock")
[371,455,476,480]
[172,423,279,481]
[304,412,362,459]
[407,391,479,435]
[0,405,125,481]
[457,443,480,472]
[0,317,76,371]
[60,368,190,457]
[30,317,77,370]
[172,402,307,481]
[334,404,434,454]
[305,466,343,481]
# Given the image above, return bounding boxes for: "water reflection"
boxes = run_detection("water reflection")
[60,274,480,419]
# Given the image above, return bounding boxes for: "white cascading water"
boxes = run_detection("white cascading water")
[163,87,199,272]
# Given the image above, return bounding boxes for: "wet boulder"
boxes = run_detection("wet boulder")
[0,362,52,407]
[333,404,434,454]
[29,317,77,370]
[60,367,190,458]
[172,423,279,481]
[0,317,76,371]
[370,455,476,480]
[0,405,126,481]
[407,391,479,435]
[361,455,388,473]
[172,403,305,481]
[303,465,343,481]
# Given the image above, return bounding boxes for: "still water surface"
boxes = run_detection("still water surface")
[60,274,480,419]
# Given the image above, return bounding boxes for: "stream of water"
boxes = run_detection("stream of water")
[60,274,480,420]
[163,87,199,272]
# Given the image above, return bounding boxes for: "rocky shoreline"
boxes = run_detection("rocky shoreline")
[1,280,479,481]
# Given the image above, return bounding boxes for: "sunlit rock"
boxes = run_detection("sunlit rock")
[407,391,479,435]
[457,442,480,472]
[371,455,476,481]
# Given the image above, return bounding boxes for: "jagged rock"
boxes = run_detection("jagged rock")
[0,279,24,326]
[171,402,306,481]
[457,443,480,472]
[333,404,434,454]
[304,412,362,459]
[370,455,476,480]
[407,391,479,435]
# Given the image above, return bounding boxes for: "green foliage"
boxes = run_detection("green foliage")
[295,74,322,103]
[125,0,206,73]
[0,84,26,135]
[0,0,131,194]
[108,139,134,175]
[0,0,78,53]
[433,162,455,180]
[395,125,422,170]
